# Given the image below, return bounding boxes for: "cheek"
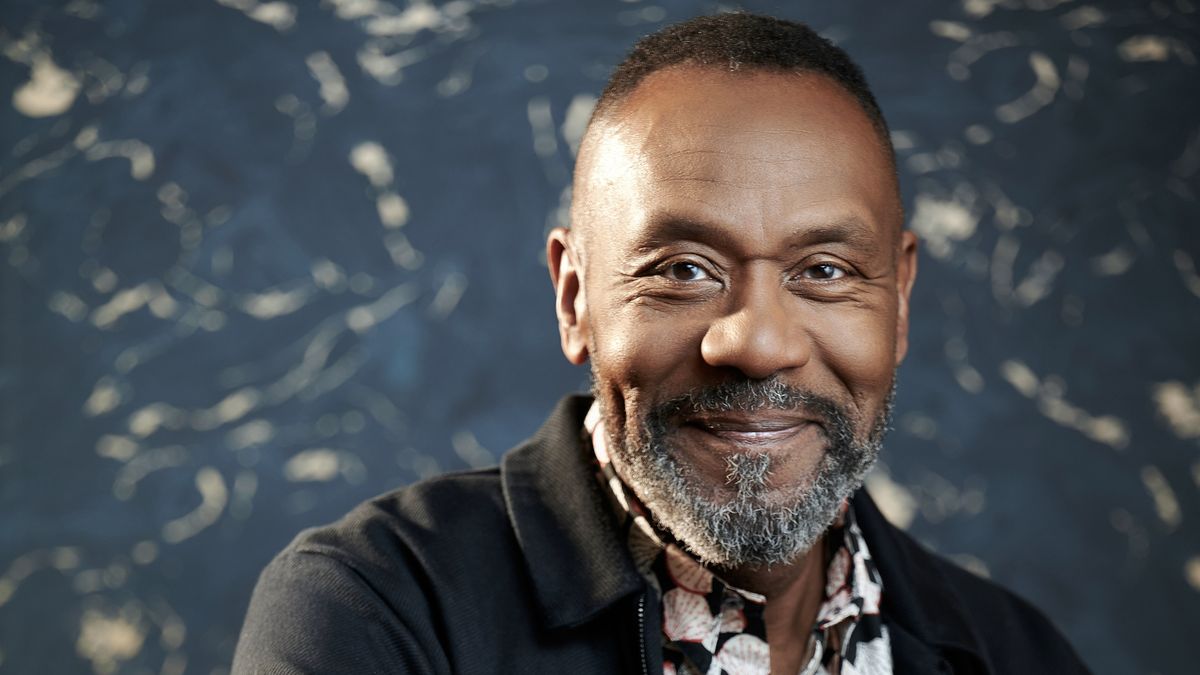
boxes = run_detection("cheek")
[589,300,708,402]
[810,305,898,408]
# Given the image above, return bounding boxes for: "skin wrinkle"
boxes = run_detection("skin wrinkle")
[647,143,829,191]
[650,148,819,164]
[580,74,904,231]
[672,124,819,136]
[626,217,886,263]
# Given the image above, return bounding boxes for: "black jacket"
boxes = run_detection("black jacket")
[233,395,1091,674]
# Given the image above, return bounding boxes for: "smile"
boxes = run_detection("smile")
[683,413,819,447]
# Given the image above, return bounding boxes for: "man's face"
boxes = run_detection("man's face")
[549,67,917,567]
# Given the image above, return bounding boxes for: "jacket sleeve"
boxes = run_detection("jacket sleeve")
[231,549,447,675]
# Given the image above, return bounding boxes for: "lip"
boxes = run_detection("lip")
[683,412,817,446]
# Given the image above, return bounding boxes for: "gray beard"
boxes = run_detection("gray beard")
[596,375,894,568]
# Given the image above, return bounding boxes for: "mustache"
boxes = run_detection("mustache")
[645,377,856,446]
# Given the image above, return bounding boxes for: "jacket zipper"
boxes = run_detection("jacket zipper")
[637,594,649,675]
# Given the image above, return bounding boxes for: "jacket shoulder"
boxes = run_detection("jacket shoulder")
[876,519,1092,673]
[852,489,1090,673]
[927,554,1091,673]
[293,468,512,572]
[233,468,527,674]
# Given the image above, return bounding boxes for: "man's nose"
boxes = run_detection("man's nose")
[699,283,811,380]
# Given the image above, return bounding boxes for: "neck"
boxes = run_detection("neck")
[718,539,829,674]
[717,536,828,610]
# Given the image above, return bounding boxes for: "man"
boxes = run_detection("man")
[233,13,1089,674]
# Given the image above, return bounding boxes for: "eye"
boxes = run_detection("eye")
[661,260,712,281]
[800,263,848,281]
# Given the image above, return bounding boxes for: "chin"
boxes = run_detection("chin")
[596,373,896,567]
[612,427,874,568]
[662,461,860,567]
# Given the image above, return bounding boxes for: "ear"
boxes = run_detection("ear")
[546,227,590,365]
[893,229,919,366]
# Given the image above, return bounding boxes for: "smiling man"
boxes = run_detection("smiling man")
[234,13,1089,675]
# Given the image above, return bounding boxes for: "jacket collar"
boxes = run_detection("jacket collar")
[851,490,989,672]
[500,395,645,629]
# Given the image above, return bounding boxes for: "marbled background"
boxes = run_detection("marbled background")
[1,0,1197,673]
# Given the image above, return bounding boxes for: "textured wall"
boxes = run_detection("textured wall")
[1,0,1197,673]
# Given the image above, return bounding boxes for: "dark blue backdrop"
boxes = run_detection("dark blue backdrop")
[1,1,1198,673]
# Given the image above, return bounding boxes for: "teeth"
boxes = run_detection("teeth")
[700,421,802,433]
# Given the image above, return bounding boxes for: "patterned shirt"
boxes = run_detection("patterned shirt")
[585,403,893,675]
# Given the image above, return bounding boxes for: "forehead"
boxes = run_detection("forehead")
[577,67,898,254]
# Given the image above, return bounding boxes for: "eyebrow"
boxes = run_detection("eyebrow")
[631,213,885,258]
